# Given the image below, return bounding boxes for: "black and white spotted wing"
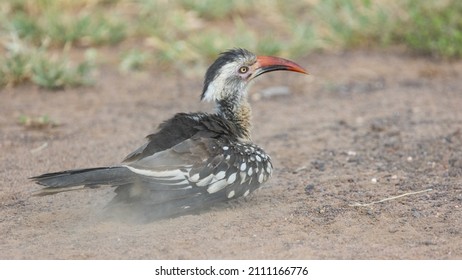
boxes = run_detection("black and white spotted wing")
[115,137,273,218]
[187,140,273,199]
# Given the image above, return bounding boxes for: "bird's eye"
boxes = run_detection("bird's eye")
[238,66,249,74]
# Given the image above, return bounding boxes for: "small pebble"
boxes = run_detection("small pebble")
[407,156,413,162]
[371,178,378,184]
[311,160,325,171]
[305,184,315,194]
[347,150,357,156]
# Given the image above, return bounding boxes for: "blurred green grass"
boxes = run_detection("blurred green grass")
[1,0,461,89]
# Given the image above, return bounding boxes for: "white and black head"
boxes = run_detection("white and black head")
[201,48,308,103]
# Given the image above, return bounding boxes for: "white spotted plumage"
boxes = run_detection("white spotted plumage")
[227,172,237,184]
[227,190,235,198]
[207,179,228,194]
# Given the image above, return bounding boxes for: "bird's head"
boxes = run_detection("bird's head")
[201,48,308,103]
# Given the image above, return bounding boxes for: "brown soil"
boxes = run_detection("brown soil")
[1,50,461,259]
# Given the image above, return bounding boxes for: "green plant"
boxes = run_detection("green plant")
[313,0,396,48]
[119,49,152,72]
[0,35,96,89]
[31,50,95,89]
[0,52,32,86]
[402,0,462,58]
[18,114,58,129]
[8,12,42,42]
[2,2,126,48]
[178,0,250,20]
[2,0,462,90]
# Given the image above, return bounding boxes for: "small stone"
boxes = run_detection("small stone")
[305,184,315,194]
[448,152,462,177]
[407,156,413,162]
[412,208,422,218]
[371,178,378,184]
[311,160,325,171]
[347,150,357,156]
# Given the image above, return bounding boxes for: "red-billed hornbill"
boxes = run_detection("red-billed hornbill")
[31,48,308,220]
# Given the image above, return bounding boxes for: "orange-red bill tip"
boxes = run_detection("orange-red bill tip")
[256,55,308,76]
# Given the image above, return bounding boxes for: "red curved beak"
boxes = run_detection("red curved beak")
[253,55,308,79]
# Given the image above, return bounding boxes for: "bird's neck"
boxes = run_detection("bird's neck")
[217,93,252,140]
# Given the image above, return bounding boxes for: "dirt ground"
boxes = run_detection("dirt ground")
[1,50,461,259]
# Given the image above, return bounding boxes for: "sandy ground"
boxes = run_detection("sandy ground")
[1,50,461,259]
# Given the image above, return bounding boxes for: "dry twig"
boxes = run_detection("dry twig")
[349,188,433,207]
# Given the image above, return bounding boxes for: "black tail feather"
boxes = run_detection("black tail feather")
[30,166,134,196]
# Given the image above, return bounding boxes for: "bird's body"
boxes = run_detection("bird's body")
[31,48,307,221]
